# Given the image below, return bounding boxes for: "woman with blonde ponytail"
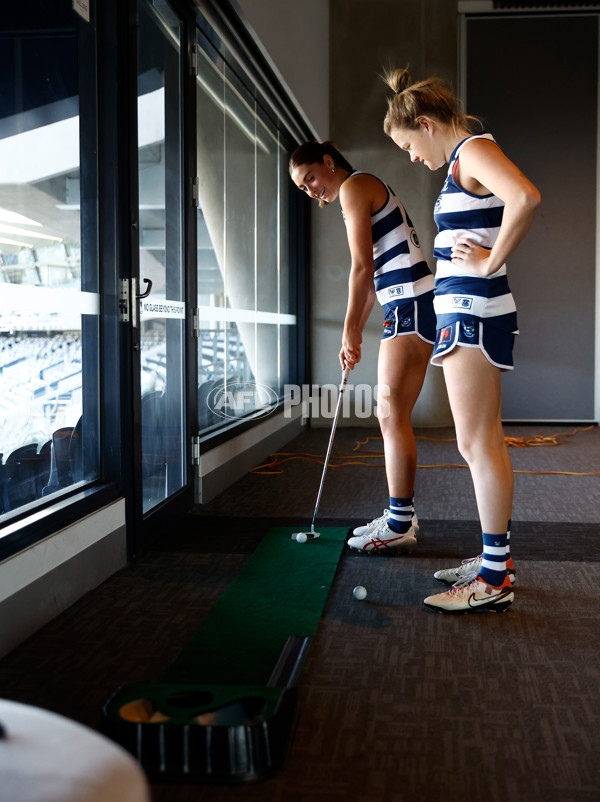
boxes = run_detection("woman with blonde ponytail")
[383,67,541,614]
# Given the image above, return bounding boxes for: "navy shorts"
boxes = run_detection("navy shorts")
[431,318,516,371]
[381,291,436,344]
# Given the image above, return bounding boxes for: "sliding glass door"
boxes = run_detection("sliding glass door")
[135,0,187,518]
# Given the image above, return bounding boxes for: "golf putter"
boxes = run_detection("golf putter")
[292,366,350,540]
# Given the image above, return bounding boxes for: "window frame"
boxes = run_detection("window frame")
[0,0,313,559]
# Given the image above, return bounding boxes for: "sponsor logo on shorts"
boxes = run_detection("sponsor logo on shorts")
[439,326,452,343]
[452,296,473,309]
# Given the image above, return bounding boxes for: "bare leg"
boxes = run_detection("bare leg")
[442,346,513,533]
[499,406,514,527]
[377,334,433,498]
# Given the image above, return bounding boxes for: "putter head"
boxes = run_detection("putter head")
[290,531,320,540]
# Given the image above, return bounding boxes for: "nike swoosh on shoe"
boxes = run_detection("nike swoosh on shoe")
[468,588,513,608]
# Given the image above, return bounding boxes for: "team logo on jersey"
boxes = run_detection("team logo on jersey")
[434,180,450,213]
[388,286,404,298]
[452,296,473,310]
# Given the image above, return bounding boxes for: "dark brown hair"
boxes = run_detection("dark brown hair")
[289,140,354,175]
[382,67,482,137]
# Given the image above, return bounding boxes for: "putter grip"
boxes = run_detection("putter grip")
[340,366,350,390]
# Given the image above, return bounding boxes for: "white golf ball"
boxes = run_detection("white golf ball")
[353,585,367,600]
[296,533,308,544]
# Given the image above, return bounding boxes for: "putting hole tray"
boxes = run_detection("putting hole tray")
[103,682,299,784]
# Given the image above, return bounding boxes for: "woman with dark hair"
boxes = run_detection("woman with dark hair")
[290,140,435,553]
[383,67,540,613]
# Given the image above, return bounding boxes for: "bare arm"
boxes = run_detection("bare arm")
[451,138,541,276]
[338,175,381,369]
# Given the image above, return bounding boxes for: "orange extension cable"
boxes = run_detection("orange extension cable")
[249,425,599,476]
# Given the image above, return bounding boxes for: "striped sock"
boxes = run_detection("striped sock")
[506,519,515,574]
[387,496,413,534]
[478,532,508,587]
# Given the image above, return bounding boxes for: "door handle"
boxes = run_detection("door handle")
[137,278,152,299]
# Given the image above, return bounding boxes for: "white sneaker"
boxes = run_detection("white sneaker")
[347,522,417,553]
[434,555,483,584]
[424,575,514,614]
[353,509,419,537]
[434,555,516,585]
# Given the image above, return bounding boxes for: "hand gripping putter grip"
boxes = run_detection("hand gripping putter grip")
[292,366,350,540]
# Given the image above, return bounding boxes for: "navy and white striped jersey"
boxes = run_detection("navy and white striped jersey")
[342,171,434,314]
[432,134,518,334]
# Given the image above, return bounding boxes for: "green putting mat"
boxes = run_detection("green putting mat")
[161,526,348,686]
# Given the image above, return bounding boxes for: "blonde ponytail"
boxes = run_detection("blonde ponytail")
[382,67,482,137]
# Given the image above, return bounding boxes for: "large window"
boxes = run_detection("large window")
[195,21,297,435]
[0,4,99,521]
[0,0,309,556]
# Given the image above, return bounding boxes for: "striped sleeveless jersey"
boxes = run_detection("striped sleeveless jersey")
[432,134,518,334]
[342,171,434,314]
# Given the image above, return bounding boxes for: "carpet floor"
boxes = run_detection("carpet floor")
[1,424,599,801]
